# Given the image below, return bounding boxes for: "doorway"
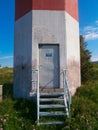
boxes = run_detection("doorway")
[39,44,59,89]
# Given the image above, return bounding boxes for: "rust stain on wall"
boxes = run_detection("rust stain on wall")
[67,60,81,95]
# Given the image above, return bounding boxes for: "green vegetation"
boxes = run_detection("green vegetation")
[0,67,13,98]
[0,67,13,84]
[80,35,93,83]
[0,64,98,130]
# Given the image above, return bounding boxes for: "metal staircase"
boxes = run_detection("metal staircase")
[38,89,66,125]
[30,69,71,125]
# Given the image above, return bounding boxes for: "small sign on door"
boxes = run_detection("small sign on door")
[46,53,52,57]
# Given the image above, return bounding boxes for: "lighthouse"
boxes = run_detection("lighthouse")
[14,0,81,99]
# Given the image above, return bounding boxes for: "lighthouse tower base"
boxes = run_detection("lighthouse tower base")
[14,0,81,99]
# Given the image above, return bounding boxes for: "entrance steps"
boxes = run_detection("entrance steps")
[30,69,71,125]
[38,89,67,125]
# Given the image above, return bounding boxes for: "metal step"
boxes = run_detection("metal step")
[40,104,65,109]
[38,121,64,125]
[39,88,64,93]
[40,92,64,97]
[40,98,64,102]
[39,112,65,117]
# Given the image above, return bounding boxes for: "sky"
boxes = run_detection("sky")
[0,0,14,67]
[79,0,98,61]
[0,0,98,67]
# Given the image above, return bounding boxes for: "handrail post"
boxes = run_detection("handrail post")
[31,69,39,123]
[62,69,71,118]
[37,69,39,125]
[31,69,38,93]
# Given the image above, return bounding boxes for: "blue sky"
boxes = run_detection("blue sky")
[0,0,14,67]
[0,0,98,67]
[79,0,98,61]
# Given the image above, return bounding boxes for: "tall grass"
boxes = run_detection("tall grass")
[0,64,98,130]
[0,67,13,84]
[0,67,13,98]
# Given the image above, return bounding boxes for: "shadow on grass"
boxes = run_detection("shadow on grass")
[2,83,66,129]
[2,83,37,123]
[3,83,13,99]
[14,99,37,123]
[13,99,65,130]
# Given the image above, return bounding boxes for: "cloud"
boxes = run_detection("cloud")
[84,32,98,40]
[91,56,98,62]
[81,20,98,41]
[0,56,13,60]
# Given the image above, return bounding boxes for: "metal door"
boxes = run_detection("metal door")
[39,44,59,88]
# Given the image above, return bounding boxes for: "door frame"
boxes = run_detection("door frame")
[38,44,60,89]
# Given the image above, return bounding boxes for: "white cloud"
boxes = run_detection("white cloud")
[84,32,98,40]
[0,56,13,60]
[84,26,95,31]
[81,20,98,41]
[91,56,98,62]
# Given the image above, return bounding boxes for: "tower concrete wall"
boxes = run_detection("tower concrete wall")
[14,0,81,98]
[14,12,32,98]
[65,12,80,94]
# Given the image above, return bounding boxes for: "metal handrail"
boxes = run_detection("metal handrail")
[31,69,38,93]
[37,69,39,125]
[63,69,71,118]
[31,69,39,124]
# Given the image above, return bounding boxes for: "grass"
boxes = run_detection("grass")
[0,67,13,84]
[0,64,98,130]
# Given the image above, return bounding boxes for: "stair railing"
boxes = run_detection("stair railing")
[30,69,39,124]
[31,69,38,94]
[37,69,39,125]
[63,69,71,118]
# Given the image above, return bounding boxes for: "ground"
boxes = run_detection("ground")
[0,64,98,130]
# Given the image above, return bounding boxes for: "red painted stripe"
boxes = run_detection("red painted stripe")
[32,0,65,11]
[15,0,32,20]
[66,0,78,21]
[15,0,78,21]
